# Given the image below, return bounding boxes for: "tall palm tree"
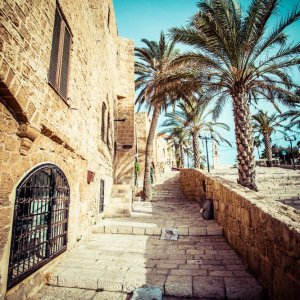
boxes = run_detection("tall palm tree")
[169,0,300,190]
[252,111,284,167]
[161,95,231,168]
[281,105,300,130]
[135,32,199,200]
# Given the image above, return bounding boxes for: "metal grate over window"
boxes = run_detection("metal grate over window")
[99,180,105,213]
[7,164,70,289]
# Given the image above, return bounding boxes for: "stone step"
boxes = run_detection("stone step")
[92,223,223,237]
[109,197,133,203]
[42,234,263,299]
[104,203,131,218]
[264,194,300,200]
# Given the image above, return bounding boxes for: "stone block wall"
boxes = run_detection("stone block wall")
[113,38,135,185]
[0,0,133,298]
[180,169,300,300]
[135,112,150,185]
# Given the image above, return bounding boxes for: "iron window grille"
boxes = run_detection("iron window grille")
[48,4,72,102]
[7,164,70,289]
[99,180,105,213]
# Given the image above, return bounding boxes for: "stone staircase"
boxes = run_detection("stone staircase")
[104,184,132,217]
[212,167,300,211]
[256,174,300,210]
[33,171,263,300]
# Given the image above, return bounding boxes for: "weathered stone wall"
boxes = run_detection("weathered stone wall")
[180,169,300,300]
[113,38,135,185]
[0,0,133,298]
[135,112,150,185]
[154,134,172,175]
[135,113,175,187]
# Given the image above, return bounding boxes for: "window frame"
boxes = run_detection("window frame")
[101,102,107,142]
[48,3,73,103]
[107,112,112,148]
[99,179,105,213]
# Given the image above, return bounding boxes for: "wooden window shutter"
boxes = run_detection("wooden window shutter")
[59,26,71,99]
[107,112,111,146]
[49,10,62,88]
[101,103,106,141]
[99,180,105,213]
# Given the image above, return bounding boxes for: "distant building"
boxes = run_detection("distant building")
[0,0,134,298]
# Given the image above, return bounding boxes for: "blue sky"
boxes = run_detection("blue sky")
[113,0,300,166]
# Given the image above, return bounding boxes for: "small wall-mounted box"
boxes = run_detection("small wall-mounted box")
[87,170,95,184]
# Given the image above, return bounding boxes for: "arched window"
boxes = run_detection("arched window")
[101,102,107,141]
[8,164,70,289]
[107,112,111,147]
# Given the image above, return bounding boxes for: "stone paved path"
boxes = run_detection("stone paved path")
[32,172,263,299]
[211,167,300,210]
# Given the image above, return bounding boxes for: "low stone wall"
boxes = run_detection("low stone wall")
[180,168,300,300]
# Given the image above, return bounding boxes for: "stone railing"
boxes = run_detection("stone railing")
[180,168,300,300]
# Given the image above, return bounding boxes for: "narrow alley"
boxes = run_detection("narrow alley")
[32,173,263,299]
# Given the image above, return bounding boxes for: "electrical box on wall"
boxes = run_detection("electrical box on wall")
[87,170,95,184]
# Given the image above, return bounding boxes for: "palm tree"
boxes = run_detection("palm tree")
[135,32,199,200]
[252,111,284,167]
[161,95,231,168]
[169,0,300,190]
[281,105,300,130]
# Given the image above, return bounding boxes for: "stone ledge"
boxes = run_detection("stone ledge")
[92,224,224,237]
[180,168,300,300]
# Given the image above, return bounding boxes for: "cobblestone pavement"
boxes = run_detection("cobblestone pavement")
[32,173,263,299]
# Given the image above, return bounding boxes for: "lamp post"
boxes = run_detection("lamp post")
[199,135,212,173]
[284,135,296,170]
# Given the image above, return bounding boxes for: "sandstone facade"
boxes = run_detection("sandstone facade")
[154,133,176,175]
[135,112,175,186]
[180,168,300,300]
[0,0,134,298]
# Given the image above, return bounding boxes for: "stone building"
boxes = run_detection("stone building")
[154,133,176,175]
[0,0,134,298]
[135,112,150,185]
[135,112,175,187]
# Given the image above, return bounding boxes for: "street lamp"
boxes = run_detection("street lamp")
[284,135,296,170]
[199,135,212,172]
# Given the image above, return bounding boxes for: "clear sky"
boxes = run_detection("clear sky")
[113,0,300,166]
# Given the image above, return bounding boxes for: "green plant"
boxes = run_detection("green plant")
[134,162,141,173]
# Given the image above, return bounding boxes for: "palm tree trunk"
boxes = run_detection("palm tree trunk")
[143,103,161,201]
[232,90,257,191]
[263,133,273,167]
[192,130,200,168]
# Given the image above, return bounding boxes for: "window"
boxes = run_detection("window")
[8,164,70,289]
[101,102,107,141]
[49,5,72,101]
[107,112,111,147]
[107,7,111,29]
[99,180,105,213]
